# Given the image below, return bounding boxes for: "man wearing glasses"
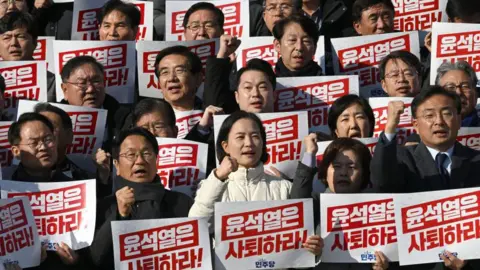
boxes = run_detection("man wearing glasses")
[435,61,480,128]
[379,51,423,98]
[183,2,224,40]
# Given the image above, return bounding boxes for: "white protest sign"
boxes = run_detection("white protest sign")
[156,137,208,197]
[33,36,55,73]
[213,111,308,179]
[0,197,41,268]
[394,187,480,265]
[112,217,212,270]
[313,137,379,193]
[331,31,420,98]
[431,22,480,85]
[275,76,359,133]
[393,0,448,32]
[53,40,136,103]
[236,36,325,72]
[457,127,480,151]
[175,110,204,139]
[214,199,315,270]
[136,39,219,99]
[166,0,249,41]
[72,0,153,41]
[16,100,107,173]
[320,193,398,263]
[0,61,47,119]
[0,122,13,171]
[369,97,415,144]
[0,180,96,251]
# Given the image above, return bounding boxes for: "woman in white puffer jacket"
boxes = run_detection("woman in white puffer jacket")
[189,111,322,259]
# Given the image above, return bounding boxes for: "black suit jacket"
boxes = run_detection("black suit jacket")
[372,132,480,193]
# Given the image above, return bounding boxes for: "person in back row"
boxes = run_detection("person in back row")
[183,2,224,40]
[351,0,395,36]
[379,51,423,97]
[97,0,141,41]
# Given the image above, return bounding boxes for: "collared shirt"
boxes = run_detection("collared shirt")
[385,133,454,174]
[303,7,322,31]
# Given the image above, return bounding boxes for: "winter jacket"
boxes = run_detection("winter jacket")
[188,163,292,232]
[90,175,193,269]
[31,3,73,40]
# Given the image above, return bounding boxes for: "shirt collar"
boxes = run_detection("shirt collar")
[425,144,454,163]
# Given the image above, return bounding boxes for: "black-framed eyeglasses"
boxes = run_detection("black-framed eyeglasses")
[16,135,55,150]
[64,79,104,92]
[119,151,156,162]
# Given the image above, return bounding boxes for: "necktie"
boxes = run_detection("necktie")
[436,153,450,188]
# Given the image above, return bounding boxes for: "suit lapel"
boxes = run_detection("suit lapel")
[450,142,472,189]
[413,143,445,191]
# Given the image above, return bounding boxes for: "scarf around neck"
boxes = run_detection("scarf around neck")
[275,57,323,77]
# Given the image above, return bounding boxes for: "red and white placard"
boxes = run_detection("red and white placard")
[1,180,96,251]
[33,36,55,73]
[394,187,480,265]
[369,97,415,144]
[17,100,107,174]
[156,138,208,197]
[393,0,448,32]
[331,32,420,98]
[236,36,325,72]
[165,0,249,41]
[214,199,314,269]
[431,22,480,85]
[457,127,480,151]
[320,193,398,263]
[0,197,41,268]
[213,111,309,179]
[275,76,359,133]
[112,217,212,270]
[0,121,13,172]
[175,110,204,139]
[53,40,136,103]
[72,0,153,41]
[0,61,47,118]
[136,39,219,99]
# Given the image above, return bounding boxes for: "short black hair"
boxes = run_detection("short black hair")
[8,112,54,145]
[352,0,395,23]
[182,2,225,29]
[97,0,141,29]
[328,95,375,138]
[60,56,104,82]
[0,74,5,95]
[446,0,480,22]
[235,58,276,90]
[112,127,159,160]
[154,46,203,79]
[216,111,268,163]
[0,11,38,42]
[318,137,372,190]
[132,99,176,127]
[33,103,73,130]
[411,85,462,118]
[379,51,422,80]
[272,14,319,45]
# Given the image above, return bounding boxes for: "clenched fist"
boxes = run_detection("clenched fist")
[304,133,318,155]
[94,148,111,184]
[215,156,239,181]
[217,34,241,60]
[116,186,135,217]
[198,105,224,130]
[385,101,405,134]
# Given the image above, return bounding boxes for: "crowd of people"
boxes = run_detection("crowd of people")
[1,0,480,269]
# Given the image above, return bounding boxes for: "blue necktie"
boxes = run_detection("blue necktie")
[436,153,450,188]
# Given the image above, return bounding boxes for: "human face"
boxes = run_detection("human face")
[39,111,72,159]
[157,54,201,109]
[184,9,223,40]
[221,118,263,168]
[235,70,274,113]
[263,0,294,32]
[61,63,106,108]
[439,70,477,118]
[326,150,364,193]
[274,22,316,71]
[381,59,420,97]
[353,3,394,35]
[0,27,35,61]
[335,103,371,138]
[0,0,27,19]
[135,111,177,138]
[114,135,158,183]
[99,10,137,41]
[11,121,57,170]
[413,94,461,152]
